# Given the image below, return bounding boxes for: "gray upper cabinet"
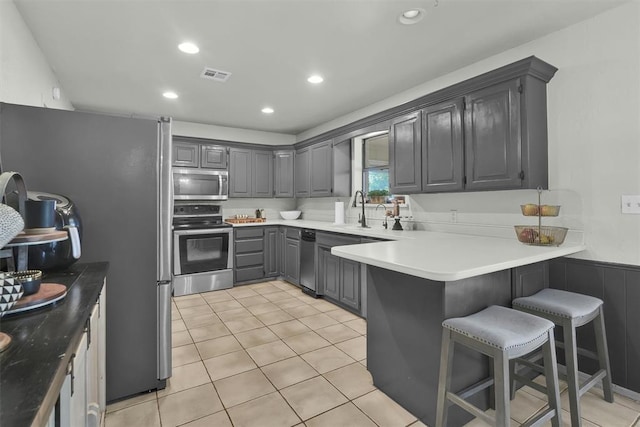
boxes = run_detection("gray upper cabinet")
[310,140,333,197]
[294,147,310,197]
[389,112,422,194]
[252,150,274,197]
[295,139,351,199]
[332,139,352,197]
[200,144,227,169]
[230,147,273,198]
[274,150,294,198]
[422,99,464,192]
[172,141,199,168]
[229,148,252,198]
[464,79,522,190]
[173,141,228,169]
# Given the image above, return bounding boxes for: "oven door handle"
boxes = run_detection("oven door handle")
[174,228,232,237]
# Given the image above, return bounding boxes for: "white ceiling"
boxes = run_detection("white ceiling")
[16,0,624,136]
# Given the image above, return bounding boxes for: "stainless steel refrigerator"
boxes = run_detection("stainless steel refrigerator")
[0,103,172,402]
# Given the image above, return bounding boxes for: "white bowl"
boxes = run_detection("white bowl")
[280,210,302,220]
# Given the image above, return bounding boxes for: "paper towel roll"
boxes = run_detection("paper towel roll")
[334,202,345,225]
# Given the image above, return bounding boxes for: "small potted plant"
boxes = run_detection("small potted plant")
[367,189,389,204]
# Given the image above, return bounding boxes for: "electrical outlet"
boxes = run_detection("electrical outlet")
[621,195,640,214]
[450,209,458,223]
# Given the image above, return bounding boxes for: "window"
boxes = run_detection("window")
[363,134,389,201]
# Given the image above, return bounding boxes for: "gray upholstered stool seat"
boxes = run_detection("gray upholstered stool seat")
[435,305,562,427]
[512,289,614,427]
[513,288,602,325]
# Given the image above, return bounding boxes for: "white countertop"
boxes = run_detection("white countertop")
[226,219,586,281]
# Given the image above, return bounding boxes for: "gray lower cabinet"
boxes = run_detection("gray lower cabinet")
[263,226,279,277]
[229,148,273,198]
[234,227,265,282]
[284,228,301,285]
[389,111,422,194]
[274,150,294,198]
[316,232,362,313]
[422,99,464,192]
[278,227,286,276]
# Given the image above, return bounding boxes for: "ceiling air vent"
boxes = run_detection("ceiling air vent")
[200,67,232,82]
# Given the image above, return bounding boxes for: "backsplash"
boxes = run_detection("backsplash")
[295,189,584,243]
[221,198,297,221]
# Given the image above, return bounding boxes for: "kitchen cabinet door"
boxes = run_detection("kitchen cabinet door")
[284,238,300,285]
[310,140,333,197]
[200,144,227,169]
[264,227,279,277]
[278,227,286,276]
[295,147,310,197]
[319,246,340,300]
[340,259,360,310]
[464,79,522,190]
[274,150,295,198]
[422,99,464,193]
[229,148,252,198]
[389,112,422,194]
[173,141,199,168]
[252,150,274,198]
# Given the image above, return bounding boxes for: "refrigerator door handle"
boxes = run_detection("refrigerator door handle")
[157,118,173,283]
[157,281,172,380]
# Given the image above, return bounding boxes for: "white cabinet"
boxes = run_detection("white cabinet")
[58,281,106,427]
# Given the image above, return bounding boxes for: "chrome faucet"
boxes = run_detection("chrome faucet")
[375,204,388,229]
[353,190,369,228]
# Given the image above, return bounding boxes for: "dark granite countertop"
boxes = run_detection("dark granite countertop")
[0,262,109,427]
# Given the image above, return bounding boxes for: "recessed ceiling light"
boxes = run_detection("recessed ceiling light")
[163,91,178,99]
[261,107,274,114]
[307,75,324,84]
[178,42,199,54]
[398,8,426,25]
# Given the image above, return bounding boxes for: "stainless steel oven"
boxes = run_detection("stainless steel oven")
[172,202,233,296]
[173,168,228,201]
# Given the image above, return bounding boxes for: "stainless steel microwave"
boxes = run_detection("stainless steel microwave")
[173,169,229,200]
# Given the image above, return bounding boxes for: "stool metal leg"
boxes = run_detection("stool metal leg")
[436,328,455,427]
[594,306,614,403]
[493,352,510,427]
[542,329,562,427]
[563,318,582,427]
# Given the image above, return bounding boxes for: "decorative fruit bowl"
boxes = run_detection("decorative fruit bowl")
[514,225,568,246]
[0,272,24,317]
[520,204,561,217]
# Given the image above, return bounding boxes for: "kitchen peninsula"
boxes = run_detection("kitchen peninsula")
[331,232,586,426]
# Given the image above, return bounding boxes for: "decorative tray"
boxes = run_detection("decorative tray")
[225,218,267,224]
[4,283,67,315]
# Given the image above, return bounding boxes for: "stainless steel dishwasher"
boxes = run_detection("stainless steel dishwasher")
[299,229,318,297]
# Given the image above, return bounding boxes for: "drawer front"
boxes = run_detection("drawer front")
[286,227,301,240]
[316,232,361,247]
[236,252,263,268]
[235,227,264,239]
[235,266,264,282]
[235,239,263,254]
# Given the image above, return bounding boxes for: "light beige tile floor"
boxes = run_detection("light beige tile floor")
[106,280,640,427]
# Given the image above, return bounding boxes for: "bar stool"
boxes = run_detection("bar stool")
[435,305,562,427]
[512,289,614,427]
